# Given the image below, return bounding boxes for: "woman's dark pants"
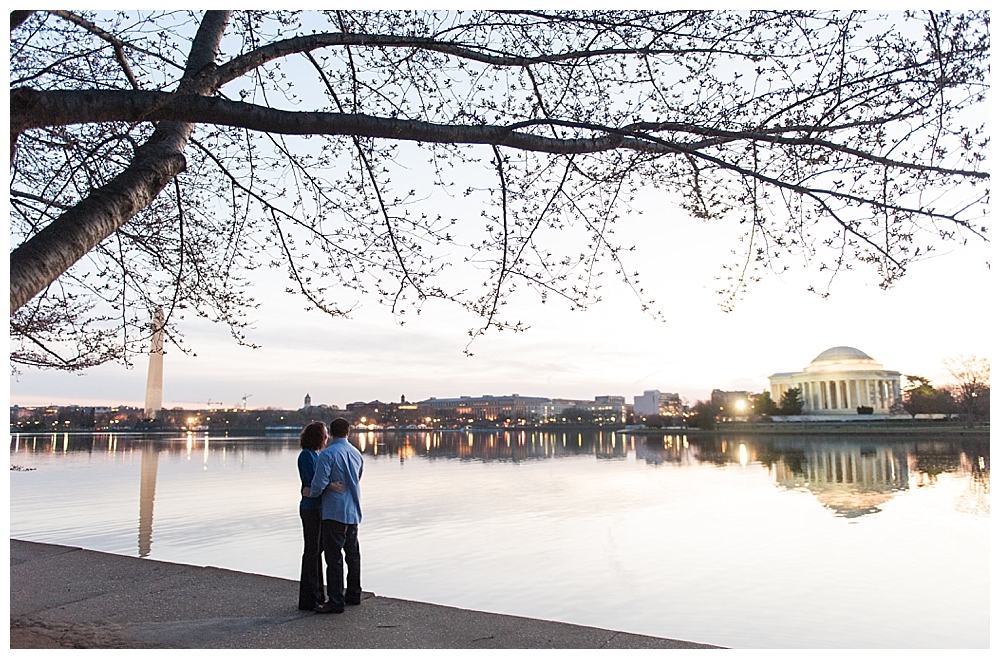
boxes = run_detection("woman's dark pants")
[321,519,362,607]
[298,508,325,609]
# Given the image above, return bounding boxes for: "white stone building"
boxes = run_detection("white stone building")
[769,346,902,415]
[633,390,683,418]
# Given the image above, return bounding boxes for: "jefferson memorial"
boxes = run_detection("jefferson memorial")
[769,346,902,415]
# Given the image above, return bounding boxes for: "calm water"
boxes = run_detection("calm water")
[9,429,990,649]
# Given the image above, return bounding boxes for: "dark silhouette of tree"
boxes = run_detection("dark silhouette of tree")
[943,357,990,426]
[9,10,990,369]
[902,375,956,418]
[686,400,717,430]
[753,391,779,417]
[778,387,804,416]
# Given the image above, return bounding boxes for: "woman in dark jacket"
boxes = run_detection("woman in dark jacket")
[297,421,327,610]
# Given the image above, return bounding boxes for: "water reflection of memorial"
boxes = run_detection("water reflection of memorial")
[767,441,910,518]
[629,434,914,520]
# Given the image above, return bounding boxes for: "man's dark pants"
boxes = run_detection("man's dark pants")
[298,508,325,609]
[321,519,361,607]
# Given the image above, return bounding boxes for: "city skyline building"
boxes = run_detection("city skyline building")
[710,390,753,420]
[633,390,684,418]
[416,394,631,424]
[419,394,552,423]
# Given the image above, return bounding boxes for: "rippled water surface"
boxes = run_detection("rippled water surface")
[9,430,989,648]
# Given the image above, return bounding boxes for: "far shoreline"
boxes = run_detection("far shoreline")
[9,419,989,439]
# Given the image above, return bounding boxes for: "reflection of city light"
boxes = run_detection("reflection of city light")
[739,444,748,466]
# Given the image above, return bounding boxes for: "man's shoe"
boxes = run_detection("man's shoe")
[314,602,345,614]
[346,596,362,606]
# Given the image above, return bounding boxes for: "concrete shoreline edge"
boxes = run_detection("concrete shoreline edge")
[10,539,723,649]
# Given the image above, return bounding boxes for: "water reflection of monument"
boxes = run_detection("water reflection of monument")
[769,443,909,518]
[138,443,159,557]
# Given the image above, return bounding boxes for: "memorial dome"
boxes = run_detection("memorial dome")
[804,346,882,374]
[811,346,874,363]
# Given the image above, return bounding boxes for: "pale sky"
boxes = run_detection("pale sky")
[6,10,994,411]
[9,181,993,411]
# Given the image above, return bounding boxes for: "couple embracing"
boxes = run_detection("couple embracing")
[297,418,364,614]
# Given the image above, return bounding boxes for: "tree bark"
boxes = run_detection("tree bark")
[10,11,34,31]
[11,88,630,156]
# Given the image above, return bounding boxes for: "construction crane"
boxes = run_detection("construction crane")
[241,394,252,410]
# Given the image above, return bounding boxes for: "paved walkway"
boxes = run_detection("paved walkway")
[10,540,721,649]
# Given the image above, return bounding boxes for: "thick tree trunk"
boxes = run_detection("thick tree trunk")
[10,11,35,31]
[9,11,231,314]
[9,134,188,312]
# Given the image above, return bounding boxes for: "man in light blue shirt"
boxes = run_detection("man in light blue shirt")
[309,417,364,613]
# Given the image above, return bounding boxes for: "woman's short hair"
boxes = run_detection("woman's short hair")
[300,421,327,450]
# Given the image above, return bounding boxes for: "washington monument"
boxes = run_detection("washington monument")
[143,307,165,419]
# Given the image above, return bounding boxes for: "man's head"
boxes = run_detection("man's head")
[329,417,350,438]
